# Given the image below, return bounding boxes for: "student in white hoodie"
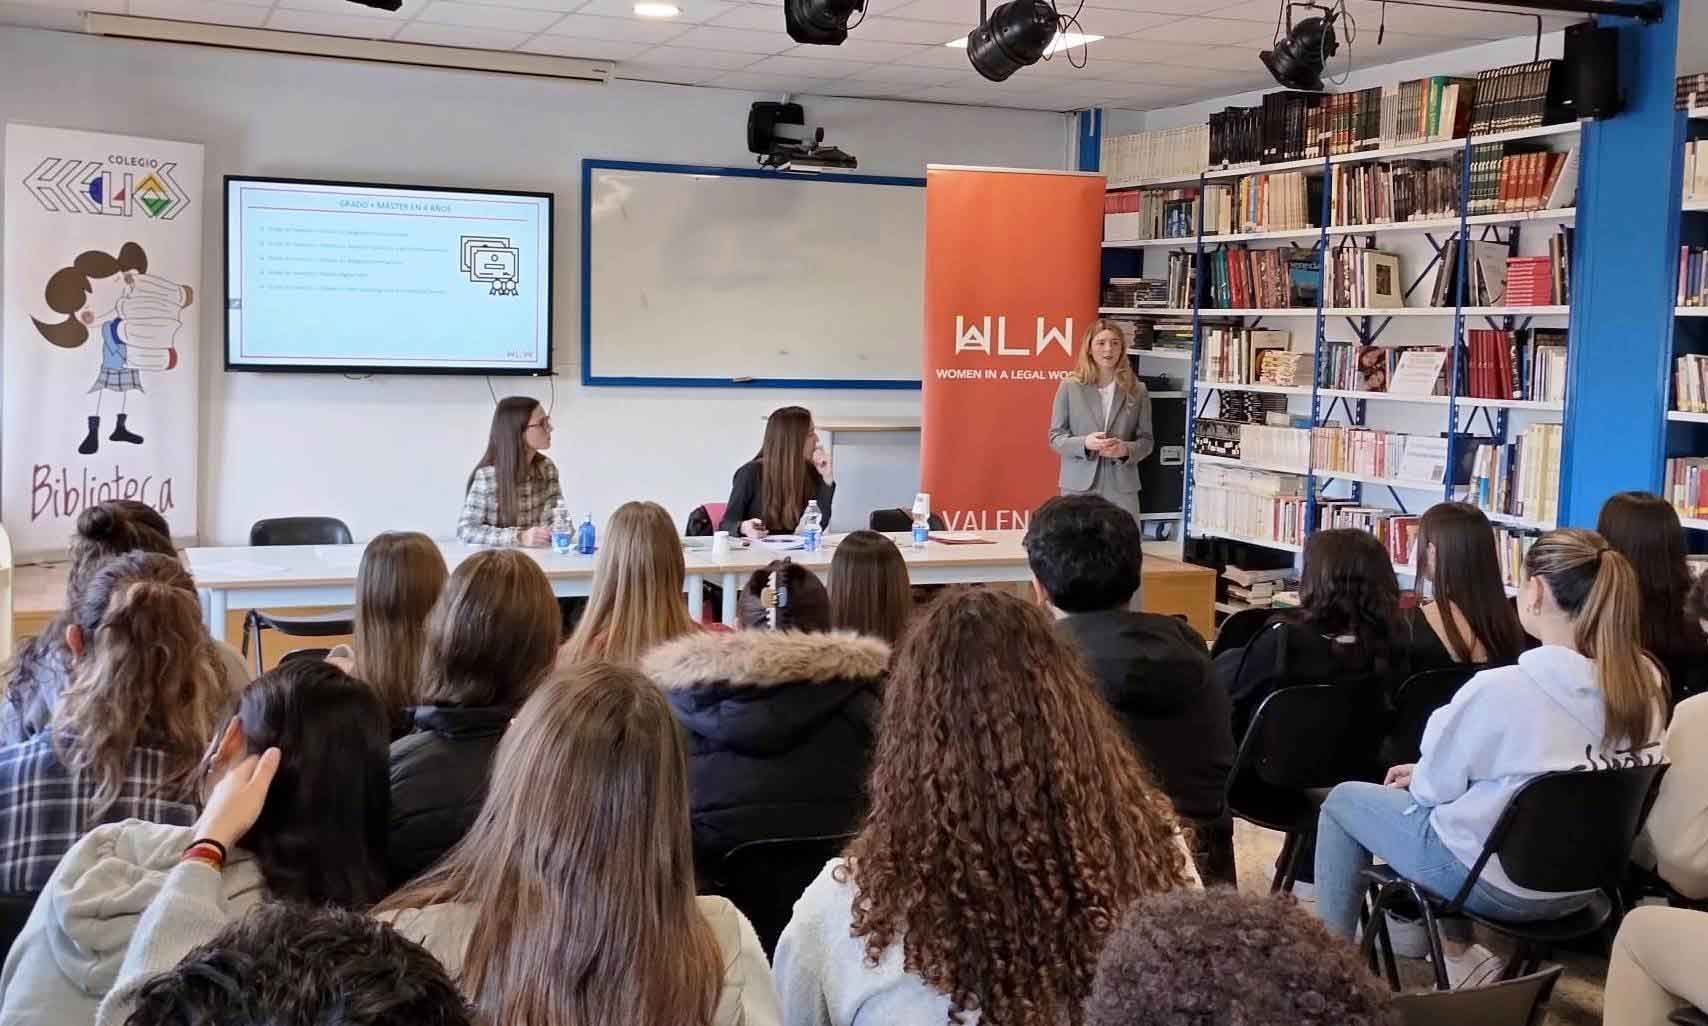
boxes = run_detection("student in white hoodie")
[1314,528,1667,982]
[0,659,391,1026]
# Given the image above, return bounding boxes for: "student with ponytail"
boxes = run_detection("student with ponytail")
[1313,529,1667,984]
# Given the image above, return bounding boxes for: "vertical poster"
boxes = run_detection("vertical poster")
[3,124,203,557]
[920,166,1102,531]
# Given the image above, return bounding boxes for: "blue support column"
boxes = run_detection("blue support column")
[1560,0,1682,526]
[1075,108,1102,172]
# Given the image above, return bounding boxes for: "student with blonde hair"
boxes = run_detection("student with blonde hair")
[1047,318,1153,524]
[559,502,700,667]
[328,531,449,735]
[376,663,781,1026]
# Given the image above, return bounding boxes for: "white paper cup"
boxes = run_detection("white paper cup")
[712,531,731,556]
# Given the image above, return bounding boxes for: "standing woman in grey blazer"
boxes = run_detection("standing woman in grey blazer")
[1048,319,1154,524]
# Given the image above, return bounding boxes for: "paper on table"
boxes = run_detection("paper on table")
[931,532,993,544]
[191,559,288,578]
[313,546,365,567]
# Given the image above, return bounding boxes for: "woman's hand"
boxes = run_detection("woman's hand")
[740,518,768,540]
[1384,763,1416,789]
[520,526,552,547]
[1104,440,1131,461]
[1084,432,1112,456]
[812,446,833,482]
[192,749,281,852]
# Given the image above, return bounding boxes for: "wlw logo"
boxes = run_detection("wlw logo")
[22,158,191,220]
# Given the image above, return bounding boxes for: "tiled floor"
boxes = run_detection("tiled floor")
[1233,821,1606,1025]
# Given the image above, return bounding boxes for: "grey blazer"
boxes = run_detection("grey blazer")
[1048,378,1154,493]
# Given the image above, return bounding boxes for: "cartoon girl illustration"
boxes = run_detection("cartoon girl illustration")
[32,242,193,456]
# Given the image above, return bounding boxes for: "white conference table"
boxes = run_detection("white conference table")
[182,531,1062,642]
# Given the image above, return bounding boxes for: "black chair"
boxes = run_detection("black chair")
[1391,966,1562,1026]
[1383,665,1483,766]
[1361,763,1669,991]
[1211,606,1276,659]
[1225,685,1359,892]
[241,517,356,674]
[868,508,947,533]
[1670,1010,1708,1026]
[0,893,38,957]
[716,834,853,957]
[278,647,333,666]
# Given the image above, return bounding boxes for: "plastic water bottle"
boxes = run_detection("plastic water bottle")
[551,503,573,555]
[910,492,931,551]
[576,512,596,555]
[801,500,822,553]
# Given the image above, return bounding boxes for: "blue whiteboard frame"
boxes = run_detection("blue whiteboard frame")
[581,159,926,389]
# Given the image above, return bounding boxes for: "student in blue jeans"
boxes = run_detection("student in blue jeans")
[1315,528,1668,985]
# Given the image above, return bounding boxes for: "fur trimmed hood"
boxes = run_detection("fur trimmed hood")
[644,629,890,691]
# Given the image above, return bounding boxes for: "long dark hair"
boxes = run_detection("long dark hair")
[1289,529,1401,676]
[1597,492,1699,678]
[224,660,391,909]
[467,397,542,528]
[1416,503,1524,664]
[756,406,816,534]
[830,531,912,645]
[417,550,561,709]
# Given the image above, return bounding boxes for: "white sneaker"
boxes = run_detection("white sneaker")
[1383,911,1431,960]
[1438,943,1505,989]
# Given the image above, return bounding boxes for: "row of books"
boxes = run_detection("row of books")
[1468,423,1562,525]
[1101,187,1205,242]
[1323,246,1404,309]
[1222,563,1296,608]
[1428,234,1571,308]
[1495,529,1538,591]
[1677,72,1708,112]
[1665,458,1708,518]
[1100,277,1171,310]
[1311,427,1450,485]
[1684,141,1708,204]
[1190,464,1308,548]
[1319,343,1448,396]
[1200,246,1320,310]
[1673,355,1708,414]
[1123,318,1194,357]
[1677,247,1708,307]
[1316,503,1421,567]
[1462,329,1569,402]
[1100,124,1211,185]
[1198,327,1295,385]
[1227,172,1319,232]
[1466,143,1577,215]
[1328,159,1461,227]
[1215,422,1310,471]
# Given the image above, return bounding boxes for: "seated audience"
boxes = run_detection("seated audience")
[0,552,230,893]
[1634,570,1708,899]
[1402,502,1525,672]
[644,559,883,881]
[1598,491,1708,703]
[559,501,703,667]
[1314,529,1667,985]
[375,663,781,1025]
[1,502,247,745]
[120,903,472,1026]
[0,660,390,1026]
[327,531,449,737]
[1605,905,1708,1026]
[1083,890,1398,1026]
[1023,496,1233,826]
[774,587,1198,1026]
[721,406,834,538]
[387,549,559,889]
[828,531,913,646]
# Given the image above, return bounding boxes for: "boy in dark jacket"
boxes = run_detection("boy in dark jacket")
[1024,495,1236,882]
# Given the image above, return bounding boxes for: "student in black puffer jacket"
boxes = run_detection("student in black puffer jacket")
[642,559,886,886]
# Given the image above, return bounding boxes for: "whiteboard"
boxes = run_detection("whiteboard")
[582,161,924,388]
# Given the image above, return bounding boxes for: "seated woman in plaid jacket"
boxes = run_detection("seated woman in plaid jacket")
[456,396,562,547]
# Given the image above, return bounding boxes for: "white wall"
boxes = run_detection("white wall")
[0,27,1071,545]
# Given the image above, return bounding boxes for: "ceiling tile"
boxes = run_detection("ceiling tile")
[639,42,766,66]
[842,14,959,42]
[1087,59,1241,86]
[890,41,967,68]
[613,59,724,80]
[798,36,928,62]
[574,0,733,21]
[275,0,392,16]
[1105,0,1251,14]
[128,0,269,24]
[1065,7,1176,36]
[539,10,690,39]
[666,22,792,50]
[880,0,972,24]
[393,20,533,45]
[704,68,830,90]
[707,3,790,27]
[518,32,650,55]
[842,60,954,84]
[265,8,403,35]
[1137,15,1276,45]
[744,52,874,77]
[412,1,564,31]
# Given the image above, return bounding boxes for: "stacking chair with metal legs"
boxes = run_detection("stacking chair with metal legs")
[241,517,356,674]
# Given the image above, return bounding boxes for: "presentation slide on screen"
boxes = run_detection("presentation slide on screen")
[226,179,551,371]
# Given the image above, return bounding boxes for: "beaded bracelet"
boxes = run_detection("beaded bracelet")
[182,840,226,870]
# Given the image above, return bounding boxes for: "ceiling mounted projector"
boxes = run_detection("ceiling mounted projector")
[966,0,1058,82]
[1260,1,1339,91]
[785,0,864,45]
[748,102,858,170]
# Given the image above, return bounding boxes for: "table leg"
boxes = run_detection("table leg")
[686,573,704,620]
[722,572,740,623]
[204,589,229,643]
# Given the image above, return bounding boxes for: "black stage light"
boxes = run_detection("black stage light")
[1260,2,1339,91]
[345,0,402,11]
[966,0,1058,83]
[785,0,864,46]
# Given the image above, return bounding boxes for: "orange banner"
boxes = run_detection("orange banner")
[920,166,1103,532]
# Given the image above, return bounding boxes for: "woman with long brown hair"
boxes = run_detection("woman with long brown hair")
[774,587,1196,1026]
[1598,491,1708,702]
[829,531,912,646]
[328,531,449,734]
[720,406,834,539]
[0,551,230,894]
[1404,502,1525,670]
[1047,318,1154,525]
[376,663,781,1026]
[456,396,562,547]
[386,549,560,888]
[559,501,699,667]
[1314,529,1667,983]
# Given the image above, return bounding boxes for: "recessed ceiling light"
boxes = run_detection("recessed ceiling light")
[943,30,1101,56]
[633,2,681,17]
